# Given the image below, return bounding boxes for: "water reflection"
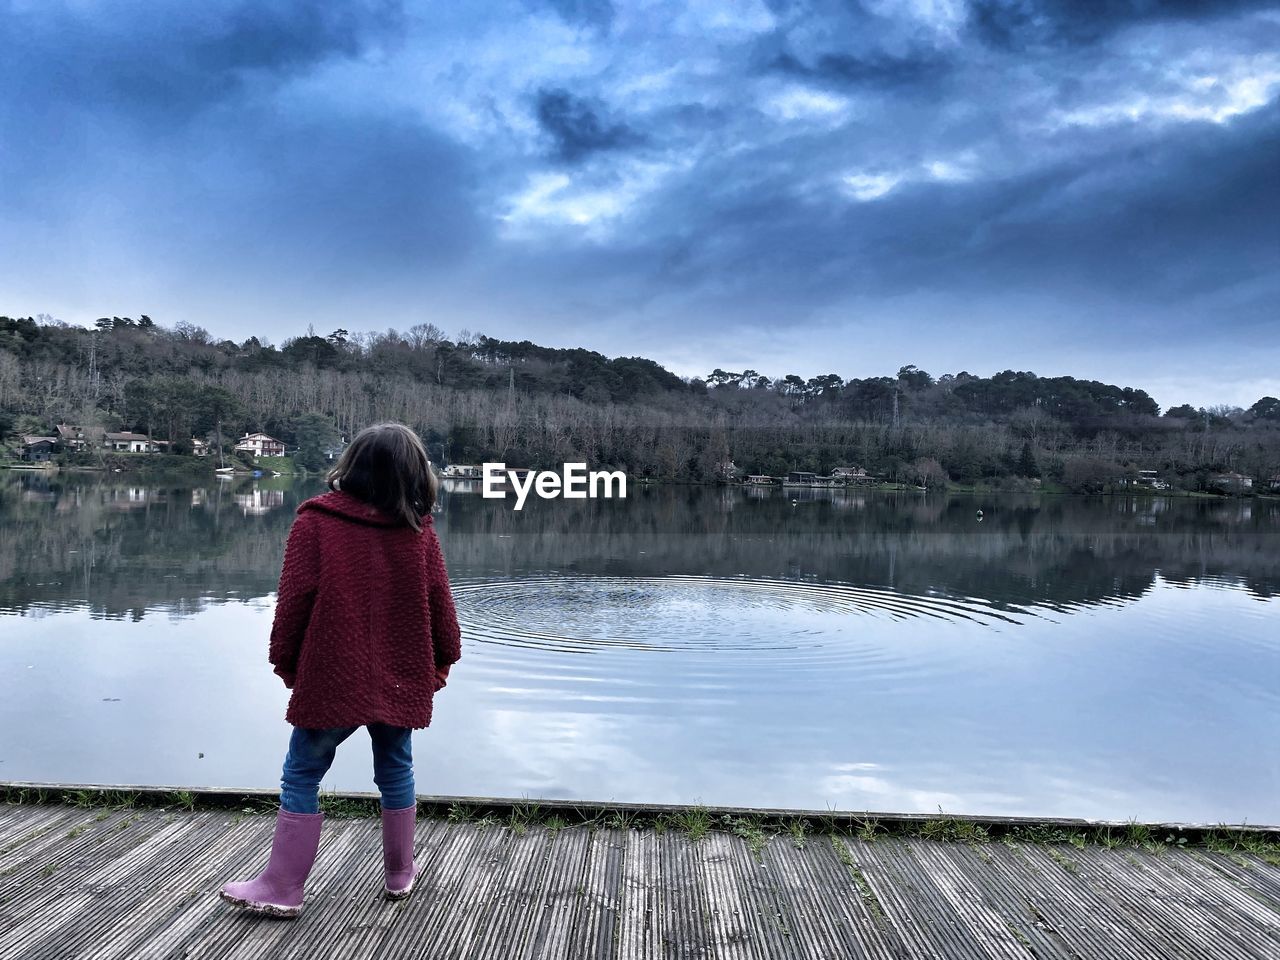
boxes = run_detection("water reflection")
[0,473,1276,823]
[2,473,1276,619]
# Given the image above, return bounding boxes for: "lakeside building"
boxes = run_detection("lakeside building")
[443,464,482,479]
[783,471,837,487]
[1128,469,1171,491]
[832,465,879,485]
[831,466,868,480]
[233,433,285,457]
[30,426,211,456]
[104,432,154,453]
[1209,472,1254,493]
[20,436,59,462]
[56,424,105,450]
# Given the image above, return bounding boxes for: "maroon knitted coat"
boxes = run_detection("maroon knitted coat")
[267,490,462,730]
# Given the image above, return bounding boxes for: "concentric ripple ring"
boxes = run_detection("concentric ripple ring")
[450,574,1029,657]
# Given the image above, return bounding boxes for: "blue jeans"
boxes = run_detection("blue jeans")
[279,723,415,814]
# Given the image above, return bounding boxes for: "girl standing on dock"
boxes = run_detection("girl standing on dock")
[220,422,462,918]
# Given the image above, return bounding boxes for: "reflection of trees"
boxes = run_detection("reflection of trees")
[1,476,1275,619]
[0,475,308,619]
[437,489,1280,610]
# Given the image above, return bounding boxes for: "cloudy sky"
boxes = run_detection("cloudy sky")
[2,0,1278,407]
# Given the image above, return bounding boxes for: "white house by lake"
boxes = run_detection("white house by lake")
[104,432,154,453]
[233,433,285,457]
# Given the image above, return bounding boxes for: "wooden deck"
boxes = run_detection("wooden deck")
[1,802,1279,959]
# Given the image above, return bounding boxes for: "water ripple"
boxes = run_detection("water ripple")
[451,574,1029,658]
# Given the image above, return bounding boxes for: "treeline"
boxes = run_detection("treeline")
[1,314,1278,490]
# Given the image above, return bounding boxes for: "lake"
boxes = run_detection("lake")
[1,472,1277,825]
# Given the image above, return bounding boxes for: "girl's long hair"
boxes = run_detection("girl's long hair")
[326,422,438,530]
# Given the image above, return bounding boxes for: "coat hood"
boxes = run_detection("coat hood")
[298,490,431,529]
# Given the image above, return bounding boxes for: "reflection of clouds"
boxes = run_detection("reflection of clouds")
[1032,774,1146,823]
[815,761,1021,817]
[811,762,1141,821]
[481,687,722,706]
[818,773,969,815]
[479,709,681,801]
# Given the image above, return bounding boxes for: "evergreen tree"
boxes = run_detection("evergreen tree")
[1018,440,1040,478]
[291,413,339,471]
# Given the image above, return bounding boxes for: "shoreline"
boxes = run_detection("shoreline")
[4,781,1276,840]
[6,464,1272,501]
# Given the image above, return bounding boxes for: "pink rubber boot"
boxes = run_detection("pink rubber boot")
[381,803,422,900]
[219,809,324,918]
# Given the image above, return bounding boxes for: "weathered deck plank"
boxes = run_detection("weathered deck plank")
[1073,845,1280,960]
[851,837,983,959]
[475,822,560,957]
[787,836,906,959]
[920,841,1075,960]
[615,828,663,959]
[2,809,180,957]
[900,838,1036,959]
[658,826,713,958]
[1193,849,1280,905]
[37,812,254,960]
[979,841,1149,960]
[565,826,625,960]
[0,804,1277,960]
[700,832,787,959]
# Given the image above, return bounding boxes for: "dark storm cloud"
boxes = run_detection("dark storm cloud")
[0,1,477,308]
[534,88,645,164]
[0,1,402,121]
[198,2,404,72]
[747,2,955,98]
[768,48,953,89]
[569,90,1280,335]
[969,98,1280,306]
[540,0,616,30]
[195,108,482,280]
[969,0,1277,49]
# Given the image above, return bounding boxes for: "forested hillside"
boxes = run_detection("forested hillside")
[2,314,1278,490]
